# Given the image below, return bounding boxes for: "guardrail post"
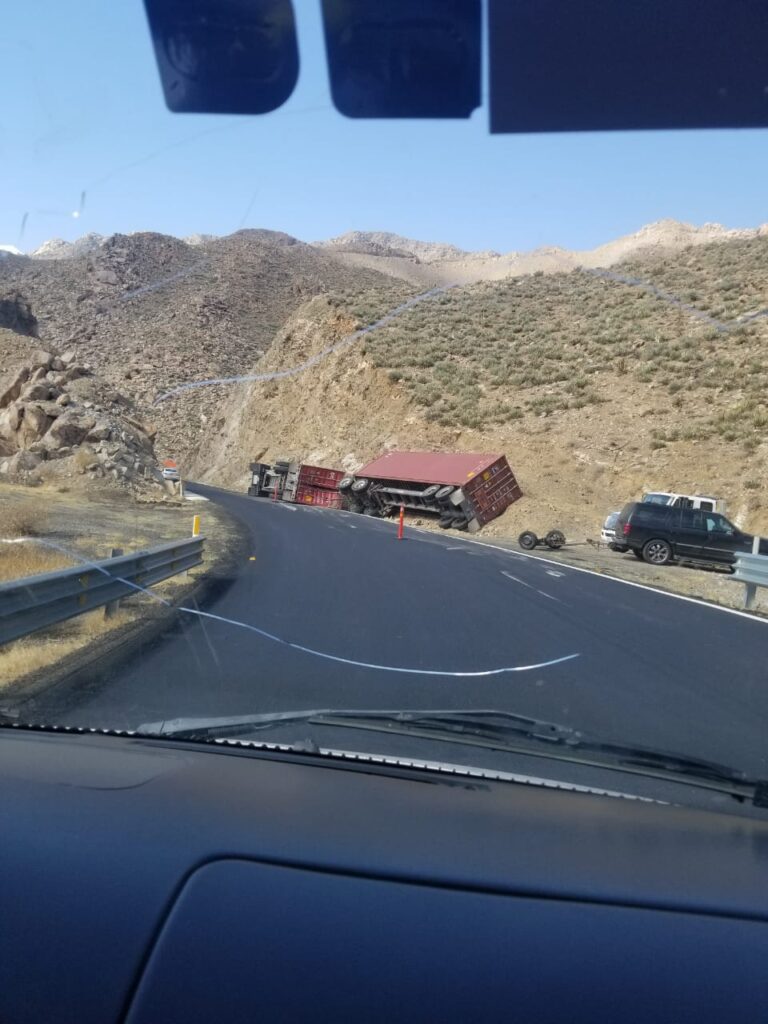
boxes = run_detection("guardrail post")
[104,548,124,619]
[743,535,762,609]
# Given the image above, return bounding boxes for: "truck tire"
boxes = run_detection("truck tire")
[642,538,672,565]
[351,478,369,493]
[338,476,354,492]
[438,517,453,529]
[544,530,565,550]
[518,531,538,550]
[422,485,441,500]
[435,486,455,502]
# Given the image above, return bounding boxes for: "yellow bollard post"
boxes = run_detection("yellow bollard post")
[192,514,201,537]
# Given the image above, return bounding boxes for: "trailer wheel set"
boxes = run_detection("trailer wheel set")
[518,529,566,551]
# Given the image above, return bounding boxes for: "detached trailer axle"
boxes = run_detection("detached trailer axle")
[518,529,566,551]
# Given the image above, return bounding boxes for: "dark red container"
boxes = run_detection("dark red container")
[355,451,522,530]
[297,465,345,491]
[463,458,523,526]
[295,485,343,508]
[357,451,506,486]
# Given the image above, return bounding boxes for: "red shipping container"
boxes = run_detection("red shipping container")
[295,485,343,508]
[297,465,345,491]
[357,451,507,486]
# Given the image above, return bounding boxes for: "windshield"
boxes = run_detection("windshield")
[3,1,768,813]
[642,493,673,505]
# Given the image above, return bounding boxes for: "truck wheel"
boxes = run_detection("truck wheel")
[422,485,441,500]
[436,486,454,501]
[351,478,369,493]
[545,530,565,549]
[518,531,538,550]
[338,476,354,492]
[642,538,672,565]
[438,518,453,529]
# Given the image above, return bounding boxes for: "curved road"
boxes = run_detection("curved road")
[28,483,768,776]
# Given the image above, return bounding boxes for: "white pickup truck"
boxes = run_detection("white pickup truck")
[640,491,726,514]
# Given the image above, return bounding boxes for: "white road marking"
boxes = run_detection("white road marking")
[427,531,768,626]
[546,570,565,578]
[501,571,561,603]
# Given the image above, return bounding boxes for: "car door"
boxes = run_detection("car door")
[700,513,743,564]
[670,508,707,560]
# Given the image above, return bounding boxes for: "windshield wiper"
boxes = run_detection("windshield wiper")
[141,708,768,806]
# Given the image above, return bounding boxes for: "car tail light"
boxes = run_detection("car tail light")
[622,522,631,535]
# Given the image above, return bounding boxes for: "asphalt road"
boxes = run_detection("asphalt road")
[28,484,768,776]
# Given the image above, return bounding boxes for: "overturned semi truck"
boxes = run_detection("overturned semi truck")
[338,451,522,532]
[249,461,345,507]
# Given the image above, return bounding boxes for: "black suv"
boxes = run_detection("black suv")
[616,502,768,567]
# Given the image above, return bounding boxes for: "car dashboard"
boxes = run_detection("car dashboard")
[2,728,768,1023]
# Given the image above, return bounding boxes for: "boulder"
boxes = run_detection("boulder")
[36,401,64,419]
[28,349,54,371]
[62,365,90,383]
[55,393,72,407]
[17,404,52,447]
[85,419,112,443]
[20,381,52,402]
[0,366,30,408]
[0,450,41,477]
[0,402,22,434]
[42,412,95,449]
[60,349,77,365]
[51,357,66,371]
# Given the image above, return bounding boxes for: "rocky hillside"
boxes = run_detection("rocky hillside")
[0,229,413,465]
[0,327,162,491]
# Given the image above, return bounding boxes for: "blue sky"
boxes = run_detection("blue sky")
[3,0,767,254]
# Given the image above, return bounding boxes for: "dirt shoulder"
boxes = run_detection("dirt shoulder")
[0,484,246,703]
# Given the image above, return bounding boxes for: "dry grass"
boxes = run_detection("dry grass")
[0,542,73,582]
[0,608,134,688]
[4,503,51,539]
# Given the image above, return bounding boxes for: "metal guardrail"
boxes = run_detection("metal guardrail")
[0,537,204,646]
[732,543,768,609]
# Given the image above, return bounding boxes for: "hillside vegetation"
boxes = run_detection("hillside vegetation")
[356,236,768,449]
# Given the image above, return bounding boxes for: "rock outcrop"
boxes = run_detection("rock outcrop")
[0,329,161,489]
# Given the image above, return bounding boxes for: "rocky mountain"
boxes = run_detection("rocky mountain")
[31,233,106,260]
[0,228,412,465]
[315,220,768,288]
[315,230,490,262]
